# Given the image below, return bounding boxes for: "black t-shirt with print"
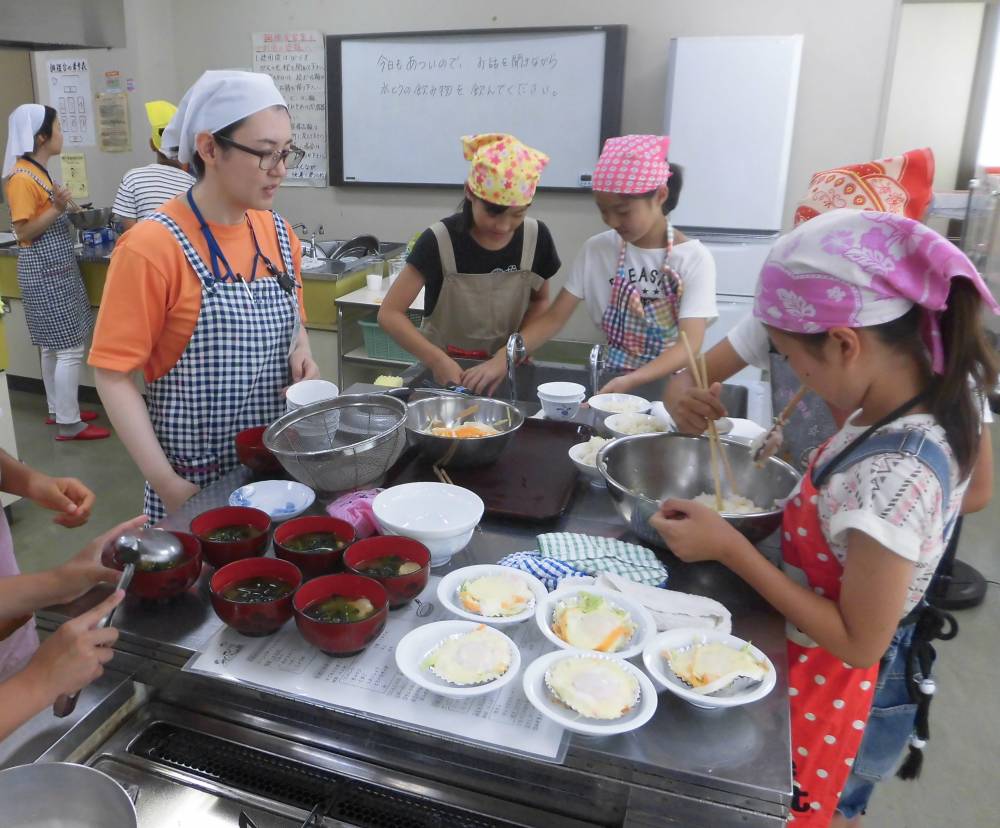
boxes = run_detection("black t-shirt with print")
[406,213,561,315]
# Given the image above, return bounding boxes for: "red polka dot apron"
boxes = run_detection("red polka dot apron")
[600,224,683,372]
[782,458,879,824]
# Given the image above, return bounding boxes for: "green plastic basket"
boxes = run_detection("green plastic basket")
[358,319,417,364]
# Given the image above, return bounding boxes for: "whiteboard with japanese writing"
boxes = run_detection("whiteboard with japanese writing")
[253,30,327,187]
[329,27,625,189]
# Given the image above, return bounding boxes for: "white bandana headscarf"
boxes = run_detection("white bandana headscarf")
[160,70,287,164]
[3,104,45,178]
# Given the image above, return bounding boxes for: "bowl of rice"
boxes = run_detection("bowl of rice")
[605,413,671,439]
[568,436,611,487]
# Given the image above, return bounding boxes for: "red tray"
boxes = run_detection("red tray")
[386,418,592,522]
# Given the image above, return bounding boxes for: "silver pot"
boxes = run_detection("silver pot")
[67,207,112,230]
[405,395,524,469]
[0,762,137,827]
[597,432,801,548]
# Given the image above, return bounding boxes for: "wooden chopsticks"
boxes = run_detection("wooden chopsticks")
[680,332,739,509]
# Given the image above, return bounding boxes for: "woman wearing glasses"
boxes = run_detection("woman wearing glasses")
[89,70,318,520]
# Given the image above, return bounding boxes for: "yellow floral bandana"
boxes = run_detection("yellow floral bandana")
[462,133,549,207]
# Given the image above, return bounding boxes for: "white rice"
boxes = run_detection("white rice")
[574,436,609,466]
[693,492,761,514]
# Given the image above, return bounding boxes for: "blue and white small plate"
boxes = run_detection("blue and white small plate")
[229,480,315,521]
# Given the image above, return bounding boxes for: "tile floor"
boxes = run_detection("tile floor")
[6,388,999,825]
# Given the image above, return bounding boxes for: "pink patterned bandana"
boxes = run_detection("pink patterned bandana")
[754,209,1000,373]
[592,134,671,194]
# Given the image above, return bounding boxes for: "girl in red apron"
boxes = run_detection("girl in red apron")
[461,134,718,397]
[379,133,559,392]
[652,209,998,827]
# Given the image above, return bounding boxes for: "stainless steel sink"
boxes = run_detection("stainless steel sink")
[400,359,749,418]
[314,239,404,259]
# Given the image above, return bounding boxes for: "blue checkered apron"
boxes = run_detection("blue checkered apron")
[600,227,683,372]
[142,210,298,520]
[11,168,93,349]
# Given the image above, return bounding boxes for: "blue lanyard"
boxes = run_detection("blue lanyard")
[186,188,268,285]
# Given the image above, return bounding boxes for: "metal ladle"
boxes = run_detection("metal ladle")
[52,530,185,718]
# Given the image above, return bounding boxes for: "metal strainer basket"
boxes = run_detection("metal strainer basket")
[263,393,407,494]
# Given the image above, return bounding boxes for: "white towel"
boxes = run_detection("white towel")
[593,573,732,634]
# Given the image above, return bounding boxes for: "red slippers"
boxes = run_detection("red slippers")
[55,424,111,441]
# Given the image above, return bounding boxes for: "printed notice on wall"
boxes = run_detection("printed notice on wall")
[46,58,95,148]
[252,30,328,187]
[60,153,89,199]
[96,93,131,153]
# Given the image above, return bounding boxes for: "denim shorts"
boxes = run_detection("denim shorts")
[837,623,925,819]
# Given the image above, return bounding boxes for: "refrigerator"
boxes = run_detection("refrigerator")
[664,35,803,421]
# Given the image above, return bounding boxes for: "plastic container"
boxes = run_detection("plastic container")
[359,319,417,364]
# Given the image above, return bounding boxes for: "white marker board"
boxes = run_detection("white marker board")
[664,35,802,233]
[329,27,625,190]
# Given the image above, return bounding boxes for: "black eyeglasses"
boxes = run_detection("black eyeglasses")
[215,134,306,171]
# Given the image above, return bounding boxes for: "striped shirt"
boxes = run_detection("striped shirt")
[112,163,195,221]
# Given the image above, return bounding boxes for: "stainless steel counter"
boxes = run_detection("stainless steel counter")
[34,394,792,826]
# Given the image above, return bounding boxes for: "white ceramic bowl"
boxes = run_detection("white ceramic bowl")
[568,442,607,487]
[521,650,658,736]
[286,379,339,412]
[587,393,651,417]
[537,394,584,421]
[605,413,671,440]
[537,381,587,401]
[373,482,484,568]
[395,620,521,698]
[642,627,777,709]
[437,564,548,625]
[534,585,657,660]
[228,480,315,521]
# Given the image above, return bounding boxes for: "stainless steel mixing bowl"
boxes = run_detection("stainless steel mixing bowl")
[405,395,524,469]
[67,206,113,230]
[597,432,801,547]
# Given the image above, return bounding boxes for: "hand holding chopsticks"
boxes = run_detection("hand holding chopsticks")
[679,333,740,508]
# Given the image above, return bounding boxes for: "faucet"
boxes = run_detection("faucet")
[328,234,380,261]
[506,333,526,403]
[289,223,319,259]
[588,343,606,396]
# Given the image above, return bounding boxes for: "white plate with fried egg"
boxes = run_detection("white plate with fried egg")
[437,565,548,626]
[395,620,521,698]
[535,586,656,660]
[522,650,657,736]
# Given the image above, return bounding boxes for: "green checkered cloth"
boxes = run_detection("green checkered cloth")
[536,533,668,587]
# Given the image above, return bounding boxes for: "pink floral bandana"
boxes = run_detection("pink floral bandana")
[592,134,671,194]
[754,209,1000,372]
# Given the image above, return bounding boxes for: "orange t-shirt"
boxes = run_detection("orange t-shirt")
[4,158,53,246]
[89,195,306,382]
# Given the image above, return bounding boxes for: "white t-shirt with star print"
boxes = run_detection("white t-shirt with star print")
[563,229,718,329]
[787,413,969,615]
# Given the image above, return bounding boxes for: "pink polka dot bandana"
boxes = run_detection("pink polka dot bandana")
[592,134,671,194]
[754,209,1000,373]
[462,133,549,207]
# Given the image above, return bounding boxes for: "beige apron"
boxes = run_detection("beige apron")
[421,218,543,356]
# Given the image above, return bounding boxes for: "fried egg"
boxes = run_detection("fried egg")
[458,574,534,618]
[665,641,768,695]
[423,625,511,686]
[551,593,636,653]
[545,656,640,720]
